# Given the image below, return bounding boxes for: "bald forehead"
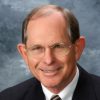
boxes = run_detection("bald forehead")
[30,9,65,22]
[32,11,65,22]
[27,12,67,33]
[22,5,79,44]
[26,11,70,43]
[30,5,63,19]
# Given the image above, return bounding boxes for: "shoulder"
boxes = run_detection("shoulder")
[90,74,100,91]
[78,65,100,99]
[88,74,100,100]
[0,77,40,100]
[78,64,100,86]
[90,73,100,83]
[79,65,100,84]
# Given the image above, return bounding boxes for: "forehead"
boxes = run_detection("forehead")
[28,11,66,28]
[26,12,70,45]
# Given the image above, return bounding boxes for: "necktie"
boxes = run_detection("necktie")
[50,95,62,100]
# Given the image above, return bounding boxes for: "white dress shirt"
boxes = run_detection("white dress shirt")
[41,67,79,100]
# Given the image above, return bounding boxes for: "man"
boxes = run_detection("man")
[0,4,100,100]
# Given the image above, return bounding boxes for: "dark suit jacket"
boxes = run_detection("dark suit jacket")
[0,65,100,100]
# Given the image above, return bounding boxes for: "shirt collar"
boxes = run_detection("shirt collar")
[41,67,79,100]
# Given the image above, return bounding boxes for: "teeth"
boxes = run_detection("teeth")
[44,70,55,73]
[40,67,61,73]
[40,69,57,73]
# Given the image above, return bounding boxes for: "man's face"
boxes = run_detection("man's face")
[18,12,84,93]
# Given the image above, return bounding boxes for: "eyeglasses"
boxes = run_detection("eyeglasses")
[26,42,72,60]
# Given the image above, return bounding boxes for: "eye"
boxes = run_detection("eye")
[31,46,41,50]
[53,44,65,49]
[31,46,42,50]
[29,45,44,53]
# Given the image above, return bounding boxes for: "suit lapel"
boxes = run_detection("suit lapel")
[72,65,95,100]
[24,79,45,100]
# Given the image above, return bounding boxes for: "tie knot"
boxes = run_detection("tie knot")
[50,95,61,100]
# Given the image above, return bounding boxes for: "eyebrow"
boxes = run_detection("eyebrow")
[27,42,71,48]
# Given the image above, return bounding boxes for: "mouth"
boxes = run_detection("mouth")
[39,67,62,77]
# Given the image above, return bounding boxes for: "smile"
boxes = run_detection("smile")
[42,69,58,73]
[39,67,62,76]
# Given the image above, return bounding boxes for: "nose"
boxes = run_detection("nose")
[42,48,55,65]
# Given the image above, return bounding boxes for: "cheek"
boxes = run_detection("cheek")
[27,56,39,67]
[60,50,76,71]
[60,52,76,66]
[63,52,76,78]
[68,48,76,62]
[27,57,40,78]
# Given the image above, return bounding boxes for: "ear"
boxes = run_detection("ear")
[75,36,85,61]
[17,43,28,65]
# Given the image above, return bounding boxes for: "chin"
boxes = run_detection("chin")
[42,79,62,88]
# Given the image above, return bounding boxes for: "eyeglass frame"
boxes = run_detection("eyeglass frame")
[25,42,73,60]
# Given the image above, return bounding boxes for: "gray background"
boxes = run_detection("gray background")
[0,0,100,91]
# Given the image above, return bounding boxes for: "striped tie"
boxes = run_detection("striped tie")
[50,95,62,100]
